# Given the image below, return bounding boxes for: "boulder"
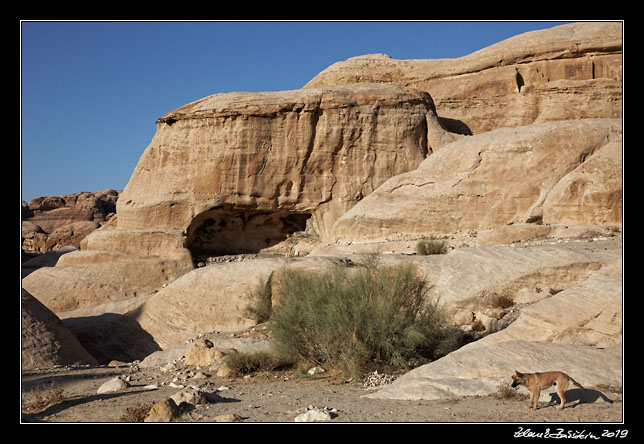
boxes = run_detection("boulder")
[184,338,237,367]
[96,376,129,394]
[21,289,98,370]
[331,119,621,243]
[144,398,180,422]
[305,22,622,135]
[170,387,220,406]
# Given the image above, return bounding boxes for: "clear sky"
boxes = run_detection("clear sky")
[20,20,572,202]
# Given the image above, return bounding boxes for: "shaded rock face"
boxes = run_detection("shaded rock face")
[21,289,98,369]
[305,22,622,135]
[185,206,312,256]
[117,84,451,250]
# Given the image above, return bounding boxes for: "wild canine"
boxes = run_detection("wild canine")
[511,370,585,410]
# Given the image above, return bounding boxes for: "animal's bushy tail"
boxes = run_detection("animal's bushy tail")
[571,378,586,391]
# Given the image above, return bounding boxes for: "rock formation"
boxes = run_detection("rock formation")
[305,22,622,135]
[331,118,622,243]
[116,84,456,249]
[21,189,119,252]
[21,289,98,369]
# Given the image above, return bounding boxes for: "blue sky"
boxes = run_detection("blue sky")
[20,20,571,202]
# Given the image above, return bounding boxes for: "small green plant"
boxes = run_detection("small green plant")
[268,261,457,379]
[525,215,543,224]
[415,238,448,255]
[244,275,273,324]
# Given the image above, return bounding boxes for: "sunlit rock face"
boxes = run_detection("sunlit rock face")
[116,83,454,252]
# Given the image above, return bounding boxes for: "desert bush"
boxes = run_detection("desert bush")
[494,382,528,401]
[244,276,273,323]
[415,238,447,255]
[268,260,456,379]
[487,293,514,309]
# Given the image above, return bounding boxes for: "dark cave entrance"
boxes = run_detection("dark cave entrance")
[185,206,312,257]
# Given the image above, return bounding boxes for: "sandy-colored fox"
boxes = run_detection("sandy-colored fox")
[511,370,586,410]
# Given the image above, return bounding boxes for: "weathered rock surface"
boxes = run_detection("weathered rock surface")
[305,22,622,135]
[331,119,621,243]
[483,261,622,347]
[22,189,119,252]
[21,23,622,402]
[130,255,338,349]
[21,249,191,314]
[406,242,620,319]
[117,84,456,249]
[542,137,622,225]
[367,339,622,402]
[21,289,98,369]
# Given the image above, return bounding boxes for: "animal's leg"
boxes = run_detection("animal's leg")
[532,388,540,410]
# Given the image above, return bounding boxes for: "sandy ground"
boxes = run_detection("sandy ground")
[21,362,623,424]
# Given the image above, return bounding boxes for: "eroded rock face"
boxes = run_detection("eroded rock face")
[331,119,622,243]
[21,289,98,369]
[21,189,119,252]
[117,84,455,250]
[305,22,622,135]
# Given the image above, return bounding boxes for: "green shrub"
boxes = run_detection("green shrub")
[244,276,273,324]
[415,239,447,255]
[268,260,456,378]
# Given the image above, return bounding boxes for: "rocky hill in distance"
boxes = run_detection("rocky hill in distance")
[21,22,623,422]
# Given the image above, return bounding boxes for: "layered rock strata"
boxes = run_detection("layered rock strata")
[305,22,622,135]
[331,118,622,243]
[116,84,455,251]
[21,189,119,252]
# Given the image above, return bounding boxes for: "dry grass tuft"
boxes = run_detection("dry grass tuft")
[22,382,66,413]
[118,402,154,422]
[494,382,528,401]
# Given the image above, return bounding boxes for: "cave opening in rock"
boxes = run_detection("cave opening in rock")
[185,206,312,258]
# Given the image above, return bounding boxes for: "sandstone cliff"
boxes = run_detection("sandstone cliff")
[331,118,622,243]
[305,22,622,135]
[21,189,119,253]
[117,84,456,249]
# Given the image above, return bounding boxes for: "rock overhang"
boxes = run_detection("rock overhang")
[116,83,454,254]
